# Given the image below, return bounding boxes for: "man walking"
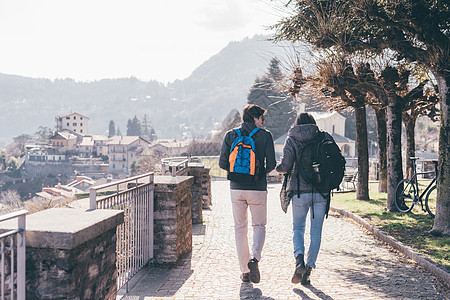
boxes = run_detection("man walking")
[219,104,276,283]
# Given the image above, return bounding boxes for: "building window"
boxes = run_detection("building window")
[73,123,77,126]
[73,116,76,120]
[67,123,69,126]
[80,123,83,126]
[80,117,83,120]
[113,164,115,169]
[80,129,83,133]
[66,117,70,120]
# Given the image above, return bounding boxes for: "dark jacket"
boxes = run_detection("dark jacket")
[219,122,276,191]
[276,124,333,194]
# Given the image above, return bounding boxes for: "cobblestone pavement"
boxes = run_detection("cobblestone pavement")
[121,180,449,299]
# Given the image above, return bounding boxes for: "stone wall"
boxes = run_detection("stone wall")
[23,160,107,179]
[0,208,124,300]
[153,176,193,265]
[201,166,211,209]
[187,163,211,213]
[23,161,75,178]
[26,228,117,299]
[187,163,206,224]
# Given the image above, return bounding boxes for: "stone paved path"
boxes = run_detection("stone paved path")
[121,180,449,299]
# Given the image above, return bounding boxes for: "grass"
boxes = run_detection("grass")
[201,157,227,178]
[331,181,449,270]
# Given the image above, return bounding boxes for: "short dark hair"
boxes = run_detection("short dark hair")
[242,104,266,123]
[296,113,316,125]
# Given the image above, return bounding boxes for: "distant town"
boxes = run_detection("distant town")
[0,112,196,211]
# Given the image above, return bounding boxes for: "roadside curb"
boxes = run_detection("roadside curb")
[330,206,450,289]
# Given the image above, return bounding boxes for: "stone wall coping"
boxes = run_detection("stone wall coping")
[187,162,204,168]
[0,208,124,250]
[154,175,194,185]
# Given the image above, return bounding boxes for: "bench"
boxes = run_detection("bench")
[342,170,358,190]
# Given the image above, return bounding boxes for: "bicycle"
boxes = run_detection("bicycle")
[395,157,437,218]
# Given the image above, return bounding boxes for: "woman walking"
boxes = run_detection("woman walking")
[276,113,335,285]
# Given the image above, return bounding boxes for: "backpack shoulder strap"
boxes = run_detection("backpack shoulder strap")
[319,131,334,143]
[229,129,243,153]
[314,132,325,158]
[248,127,260,138]
[296,134,322,189]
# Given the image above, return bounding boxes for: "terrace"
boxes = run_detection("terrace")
[0,156,211,299]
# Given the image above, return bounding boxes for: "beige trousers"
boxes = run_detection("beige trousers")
[230,189,267,273]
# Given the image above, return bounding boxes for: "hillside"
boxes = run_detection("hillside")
[0,35,289,142]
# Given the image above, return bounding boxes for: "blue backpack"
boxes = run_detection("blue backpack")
[227,128,261,184]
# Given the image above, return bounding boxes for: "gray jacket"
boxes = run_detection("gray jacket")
[276,124,333,194]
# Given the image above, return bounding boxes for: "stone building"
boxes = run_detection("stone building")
[55,112,89,134]
[274,111,356,159]
[107,136,150,175]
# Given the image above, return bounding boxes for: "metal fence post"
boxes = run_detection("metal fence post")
[17,214,26,300]
[92,172,154,291]
[0,210,27,300]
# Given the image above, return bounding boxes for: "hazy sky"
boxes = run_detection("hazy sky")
[0,0,283,83]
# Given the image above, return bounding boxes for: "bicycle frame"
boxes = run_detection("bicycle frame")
[395,157,437,217]
[415,175,436,205]
[409,159,437,210]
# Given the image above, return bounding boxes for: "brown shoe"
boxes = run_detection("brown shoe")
[240,272,250,282]
[291,254,306,284]
[301,266,312,285]
[247,258,260,283]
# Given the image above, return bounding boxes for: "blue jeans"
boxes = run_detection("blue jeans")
[292,193,327,269]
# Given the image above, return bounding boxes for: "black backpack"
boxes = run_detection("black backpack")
[298,132,346,193]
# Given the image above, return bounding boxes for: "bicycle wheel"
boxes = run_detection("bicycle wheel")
[395,179,416,213]
[425,185,437,218]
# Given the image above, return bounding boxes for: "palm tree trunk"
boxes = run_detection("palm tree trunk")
[355,105,369,200]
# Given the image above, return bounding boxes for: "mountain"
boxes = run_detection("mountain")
[0,35,289,142]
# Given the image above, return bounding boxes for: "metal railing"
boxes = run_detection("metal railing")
[0,210,27,300]
[161,156,202,176]
[89,172,154,292]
